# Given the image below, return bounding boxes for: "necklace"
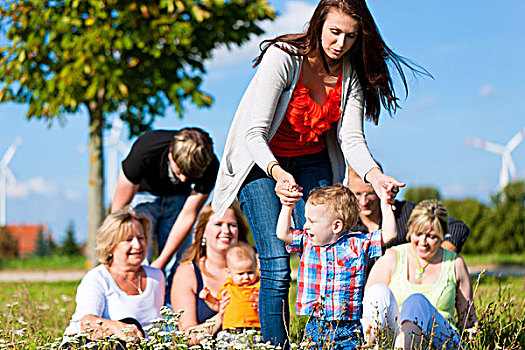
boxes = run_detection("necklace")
[410,244,439,279]
[123,272,143,294]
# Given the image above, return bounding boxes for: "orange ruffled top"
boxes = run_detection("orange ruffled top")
[270,68,343,157]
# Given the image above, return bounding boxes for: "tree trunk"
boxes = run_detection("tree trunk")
[86,107,105,268]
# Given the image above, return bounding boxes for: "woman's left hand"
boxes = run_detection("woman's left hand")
[366,168,405,204]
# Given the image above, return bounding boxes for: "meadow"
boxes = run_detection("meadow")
[0,272,523,349]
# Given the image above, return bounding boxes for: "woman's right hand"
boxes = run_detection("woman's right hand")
[271,164,303,206]
[81,316,143,341]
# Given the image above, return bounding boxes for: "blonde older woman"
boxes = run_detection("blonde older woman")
[361,200,478,349]
[64,207,164,342]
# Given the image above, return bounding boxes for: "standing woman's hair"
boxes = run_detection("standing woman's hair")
[182,202,250,265]
[253,0,429,124]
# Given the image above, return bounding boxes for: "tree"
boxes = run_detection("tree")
[484,181,525,254]
[0,0,274,267]
[403,186,441,203]
[442,198,490,254]
[34,228,52,257]
[0,226,18,258]
[61,221,81,256]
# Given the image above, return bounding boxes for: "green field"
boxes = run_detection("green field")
[0,255,86,271]
[1,274,523,349]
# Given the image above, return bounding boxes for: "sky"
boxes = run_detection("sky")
[1,0,524,243]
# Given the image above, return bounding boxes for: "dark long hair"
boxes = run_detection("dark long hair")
[253,0,429,124]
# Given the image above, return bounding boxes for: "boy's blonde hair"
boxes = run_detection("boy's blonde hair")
[406,199,448,241]
[96,206,151,264]
[307,183,359,232]
[226,242,258,269]
[170,127,213,179]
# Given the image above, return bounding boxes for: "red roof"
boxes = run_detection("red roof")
[5,223,52,257]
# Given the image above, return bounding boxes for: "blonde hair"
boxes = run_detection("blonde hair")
[170,128,213,179]
[307,183,359,232]
[182,202,249,275]
[96,207,151,265]
[406,199,448,241]
[226,242,258,269]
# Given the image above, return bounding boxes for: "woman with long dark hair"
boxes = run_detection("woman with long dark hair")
[212,0,426,346]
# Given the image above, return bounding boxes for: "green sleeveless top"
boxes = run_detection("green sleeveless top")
[389,244,457,328]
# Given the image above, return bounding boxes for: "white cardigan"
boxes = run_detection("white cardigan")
[212,44,377,217]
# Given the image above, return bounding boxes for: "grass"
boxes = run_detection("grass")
[0,254,86,271]
[462,253,525,266]
[0,280,79,346]
[0,274,523,349]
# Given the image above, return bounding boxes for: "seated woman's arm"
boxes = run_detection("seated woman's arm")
[80,315,143,340]
[171,262,225,344]
[365,248,397,289]
[67,269,143,341]
[455,255,478,329]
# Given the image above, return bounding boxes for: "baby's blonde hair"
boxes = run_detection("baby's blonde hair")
[307,183,360,232]
[226,242,258,269]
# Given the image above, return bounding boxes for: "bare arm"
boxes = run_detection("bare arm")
[151,191,208,270]
[455,255,478,329]
[378,184,397,246]
[111,171,139,212]
[365,248,397,290]
[171,262,224,344]
[80,314,143,341]
[276,203,294,245]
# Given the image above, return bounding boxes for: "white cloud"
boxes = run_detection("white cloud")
[403,97,436,116]
[208,1,315,67]
[478,83,495,98]
[7,176,59,198]
[64,189,83,201]
[7,183,29,198]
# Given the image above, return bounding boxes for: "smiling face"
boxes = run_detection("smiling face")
[203,208,239,253]
[321,7,360,61]
[410,226,442,261]
[227,257,258,286]
[111,219,147,268]
[303,203,342,246]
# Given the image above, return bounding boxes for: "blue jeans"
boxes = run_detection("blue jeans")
[238,150,332,347]
[305,318,362,350]
[132,193,193,308]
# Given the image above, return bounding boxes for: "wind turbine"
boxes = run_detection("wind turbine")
[0,137,22,226]
[467,126,525,190]
[105,115,129,203]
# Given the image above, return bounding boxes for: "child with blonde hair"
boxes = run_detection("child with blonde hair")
[276,183,397,349]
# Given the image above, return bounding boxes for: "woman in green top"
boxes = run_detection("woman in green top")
[361,200,478,349]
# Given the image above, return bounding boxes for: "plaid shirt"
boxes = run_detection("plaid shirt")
[286,229,382,321]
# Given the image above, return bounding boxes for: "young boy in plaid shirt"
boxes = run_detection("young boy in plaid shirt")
[276,183,397,349]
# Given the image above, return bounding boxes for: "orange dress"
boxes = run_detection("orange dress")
[218,277,261,329]
[270,68,343,157]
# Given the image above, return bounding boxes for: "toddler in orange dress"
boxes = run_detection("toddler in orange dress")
[200,242,260,332]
